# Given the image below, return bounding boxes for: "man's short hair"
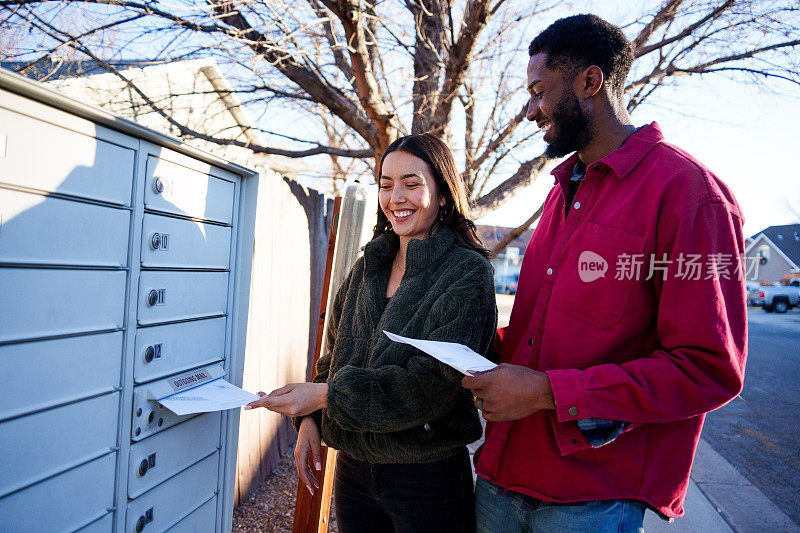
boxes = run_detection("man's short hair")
[529,14,633,97]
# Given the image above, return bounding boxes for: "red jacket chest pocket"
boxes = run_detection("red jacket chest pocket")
[551,222,646,329]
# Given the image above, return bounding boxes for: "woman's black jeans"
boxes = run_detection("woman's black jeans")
[333,447,475,533]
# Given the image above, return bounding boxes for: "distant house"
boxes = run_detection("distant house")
[745,224,800,284]
[477,225,536,291]
[3,57,311,179]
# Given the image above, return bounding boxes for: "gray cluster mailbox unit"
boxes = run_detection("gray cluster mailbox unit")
[0,69,258,531]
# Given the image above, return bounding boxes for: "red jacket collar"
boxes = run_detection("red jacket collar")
[551,121,663,184]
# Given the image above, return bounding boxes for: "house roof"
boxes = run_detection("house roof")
[747,223,800,268]
[2,58,315,178]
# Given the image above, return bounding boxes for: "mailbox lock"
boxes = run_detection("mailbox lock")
[147,290,158,307]
[138,459,149,477]
[151,233,161,250]
[144,346,155,363]
[153,177,164,194]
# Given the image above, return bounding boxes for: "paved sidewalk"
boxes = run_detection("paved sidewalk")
[648,438,800,532]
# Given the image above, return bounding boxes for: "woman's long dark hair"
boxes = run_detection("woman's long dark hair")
[373,133,492,260]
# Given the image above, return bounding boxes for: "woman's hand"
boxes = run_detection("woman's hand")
[294,417,322,496]
[244,382,328,417]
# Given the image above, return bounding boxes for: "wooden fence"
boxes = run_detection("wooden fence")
[234,171,332,506]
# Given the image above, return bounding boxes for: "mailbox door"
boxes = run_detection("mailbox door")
[126,451,220,533]
[134,317,226,384]
[0,392,119,497]
[144,156,235,224]
[128,412,222,498]
[0,452,116,531]
[137,271,229,325]
[141,213,232,270]
[0,100,135,206]
[77,512,115,533]
[164,496,217,532]
[0,332,123,421]
[0,188,130,267]
[0,268,126,343]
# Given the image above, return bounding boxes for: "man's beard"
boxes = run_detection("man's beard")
[543,89,593,159]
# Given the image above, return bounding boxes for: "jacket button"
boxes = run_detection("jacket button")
[574,201,581,209]
[527,338,533,346]
[546,267,553,275]
[568,407,578,416]
[423,423,431,431]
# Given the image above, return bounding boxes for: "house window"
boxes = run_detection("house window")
[757,245,770,265]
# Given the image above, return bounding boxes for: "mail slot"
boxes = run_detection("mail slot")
[141,213,232,270]
[0,392,119,498]
[0,101,135,206]
[128,412,222,498]
[0,188,130,267]
[165,495,217,532]
[144,155,235,224]
[137,271,229,326]
[134,317,226,384]
[0,268,126,343]
[0,452,116,531]
[0,332,123,421]
[131,364,225,441]
[126,451,220,532]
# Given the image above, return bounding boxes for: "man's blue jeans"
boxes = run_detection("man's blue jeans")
[475,476,646,532]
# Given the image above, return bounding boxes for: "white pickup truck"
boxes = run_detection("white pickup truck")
[752,279,800,313]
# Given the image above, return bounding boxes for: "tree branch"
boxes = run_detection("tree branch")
[429,0,493,139]
[205,0,379,149]
[491,202,544,255]
[472,153,548,218]
[630,0,683,52]
[634,0,734,58]
[321,0,399,154]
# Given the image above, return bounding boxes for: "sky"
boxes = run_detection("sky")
[476,2,800,238]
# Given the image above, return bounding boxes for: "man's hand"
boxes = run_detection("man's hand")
[294,417,322,496]
[462,363,555,421]
[244,382,328,417]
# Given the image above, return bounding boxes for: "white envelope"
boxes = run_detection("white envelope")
[383,330,496,375]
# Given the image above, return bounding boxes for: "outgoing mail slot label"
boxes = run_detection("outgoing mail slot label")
[168,369,212,392]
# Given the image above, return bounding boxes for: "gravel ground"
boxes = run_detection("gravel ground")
[233,443,338,532]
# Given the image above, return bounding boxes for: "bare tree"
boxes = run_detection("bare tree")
[2,0,798,253]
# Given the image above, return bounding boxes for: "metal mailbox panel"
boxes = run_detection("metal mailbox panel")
[144,156,235,224]
[137,271,229,326]
[0,392,119,498]
[141,213,232,270]
[128,412,221,498]
[0,268,126,343]
[77,512,114,533]
[0,332,123,421]
[0,188,130,267]
[126,452,220,533]
[77,512,115,533]
[0,452,116,532]
[134,317,226,384]
[164,496,216,533]
[0,105,135,206]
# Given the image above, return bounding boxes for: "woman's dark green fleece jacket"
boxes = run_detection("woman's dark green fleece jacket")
[295,227,497,464]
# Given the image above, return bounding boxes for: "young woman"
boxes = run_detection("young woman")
[246,133,497,532]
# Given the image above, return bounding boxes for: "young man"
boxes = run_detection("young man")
[463,14,747,532]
